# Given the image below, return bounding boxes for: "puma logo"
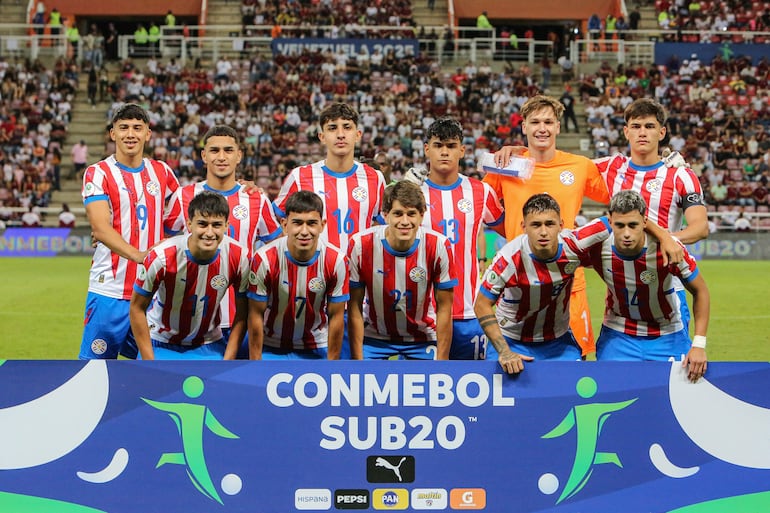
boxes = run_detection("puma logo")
[375,457,406,482]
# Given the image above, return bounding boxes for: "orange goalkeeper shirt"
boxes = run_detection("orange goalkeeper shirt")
[483,149,610,291]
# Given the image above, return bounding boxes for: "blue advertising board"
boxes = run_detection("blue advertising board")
[0,228,95,257]
[271,38,420,58]
[0,360,769,512]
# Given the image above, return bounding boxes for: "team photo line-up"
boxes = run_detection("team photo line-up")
[80,96,709,382]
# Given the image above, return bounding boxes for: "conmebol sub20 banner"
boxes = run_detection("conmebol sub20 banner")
[1,360,769,512]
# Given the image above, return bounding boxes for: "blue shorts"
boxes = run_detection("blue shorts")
[363,337,436,360]
[678,290,691,334]
[139,339,227,360]
[486,331,581,361]
[79,292,138,360]
[261,345,328,360]
[450,318,487,360]
[596,325,691,361]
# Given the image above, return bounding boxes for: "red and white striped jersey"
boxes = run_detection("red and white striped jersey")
[478,219,611,343]
[83,156,179,300]
[164,182,281,253]
[596,154,705,231]
[587,237,699,336]
[348,225,457,343]
[421,175,504,320]
[247,237,349,350]
[134,234,250,346]
[163,181,282,328]
[273,160,385,254]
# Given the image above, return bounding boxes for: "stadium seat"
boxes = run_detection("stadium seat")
[726,158,739,170]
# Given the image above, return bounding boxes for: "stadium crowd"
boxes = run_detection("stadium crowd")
[0,56,77,225]
[577,53,770,227]
[655,0,770,41]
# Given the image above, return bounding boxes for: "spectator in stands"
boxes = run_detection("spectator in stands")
[70,140,88,180]
[21,205,41,227]
[733,211,752,231]
[559,86,579,133]
[59,203,76,228]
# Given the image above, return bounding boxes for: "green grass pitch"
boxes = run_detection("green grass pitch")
[0,257,768,361]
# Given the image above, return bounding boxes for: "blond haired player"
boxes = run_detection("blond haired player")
[484,95,609,357]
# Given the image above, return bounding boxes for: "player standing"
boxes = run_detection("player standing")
[79,103,179,359]
[486,95,610,358]
[420,117,504,359]
[130,191,251,359]
[348,181,456,360]
[273,102,385,255]
[273,102,386,358]
[595,98,708,328]
[164,125,282,357]
[247,191,349,359]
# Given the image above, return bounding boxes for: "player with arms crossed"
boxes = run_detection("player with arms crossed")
[247,191,349,359]
[164,125,281,357]
[348,181,456,360]
[130,191,251,359]
[80,103,179,359]
[586,190,709,382]
[485,95,610,358]
[474,194,612,374]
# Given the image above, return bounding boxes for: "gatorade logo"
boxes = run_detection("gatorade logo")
[450,489,486,510]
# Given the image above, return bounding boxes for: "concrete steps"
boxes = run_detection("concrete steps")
[412,0,449,29]
[0,1,28,37]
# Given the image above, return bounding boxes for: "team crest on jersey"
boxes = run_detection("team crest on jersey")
[210,274,228,290]
[248,270,259,285]
[639,270,657,284]
[308,277,325,293]
[145,181,161,196]
[232,204,249,220]
[564,262,579,274]
[91,339,108,355]
[646,179,662,193]
[84,182,95,195]
[409,267,427,283]
[456,198,473,214]
[137,264,146,281]
[351,186,368,202]
[559,171,575,186]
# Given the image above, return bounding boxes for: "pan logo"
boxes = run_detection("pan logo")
[373,489,408,510]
